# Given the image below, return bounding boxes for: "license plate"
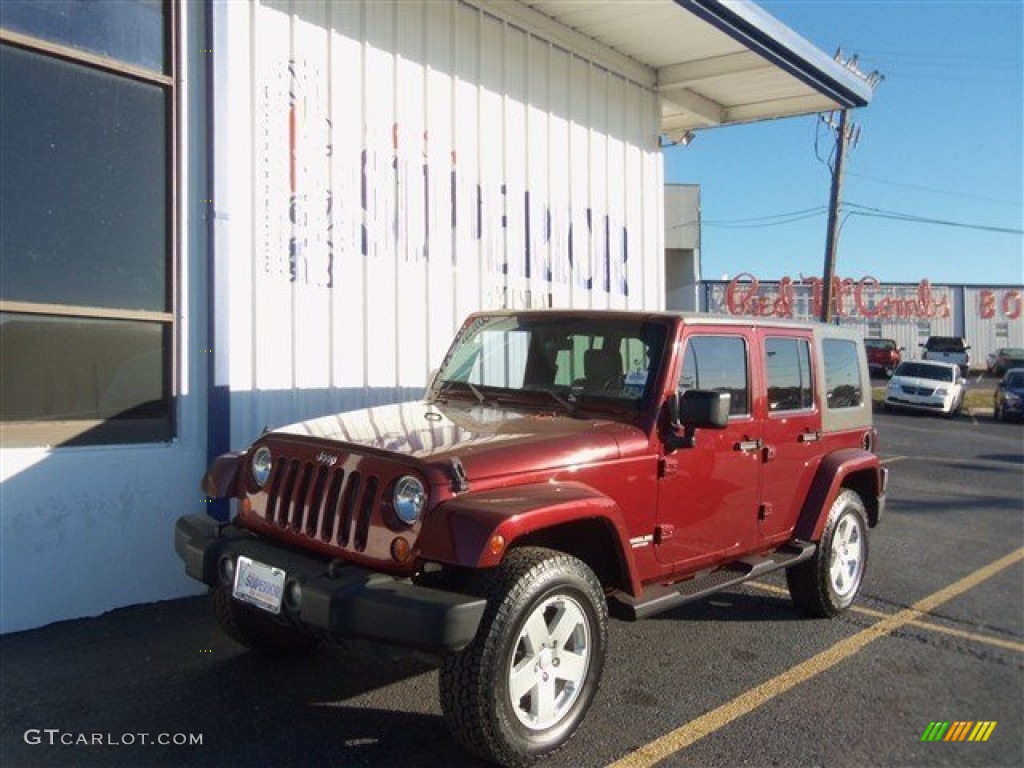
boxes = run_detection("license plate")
[233,556,286,615]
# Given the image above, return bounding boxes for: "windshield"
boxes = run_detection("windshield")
[1005,372,1024,388]
[925,337,965,352]
[895,362,955,382]
[432,314,669,407]
[864,339,895,350]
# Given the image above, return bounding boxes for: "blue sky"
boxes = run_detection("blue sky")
[664,0,1023,286]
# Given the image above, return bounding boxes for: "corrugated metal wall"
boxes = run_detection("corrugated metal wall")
[964,286,1024,369]
[214,0,664,445]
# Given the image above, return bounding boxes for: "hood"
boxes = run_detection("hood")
[272,400,646,481]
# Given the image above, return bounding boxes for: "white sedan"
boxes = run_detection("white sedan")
[884,360,965,417]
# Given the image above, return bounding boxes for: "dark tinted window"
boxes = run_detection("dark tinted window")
[0,0,166,72]
[766,337,814,412]
[894,362,955,383]
[680,336,749,416]
[925,337,966,352]
[864,338,895,351]
[0,3,172,446]
[0,313,170,426]
[1,45,168,311]
[823,339,863,409]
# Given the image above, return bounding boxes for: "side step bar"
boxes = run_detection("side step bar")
[609,540,817,621]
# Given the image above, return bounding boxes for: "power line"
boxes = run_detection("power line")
[673,203,1021,235]
[846,171,1023,207]
[844,202,1023,235]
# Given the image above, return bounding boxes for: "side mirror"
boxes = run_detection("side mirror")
[665,390,730,450]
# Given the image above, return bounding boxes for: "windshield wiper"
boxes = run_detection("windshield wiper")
[465,381,486,405]
[432,379,487,405]
[522,386,578,416]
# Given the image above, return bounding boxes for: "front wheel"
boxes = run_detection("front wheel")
[439,547,607,766]
[787,489,869,618]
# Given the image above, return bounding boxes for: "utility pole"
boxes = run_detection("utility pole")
[820,108,850,323]
[818,53,882,323]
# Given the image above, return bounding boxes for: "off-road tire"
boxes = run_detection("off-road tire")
[786,489,869,618]
[211,587,318,656]
[439,547,607,767]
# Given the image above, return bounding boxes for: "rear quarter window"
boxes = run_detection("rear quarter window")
[823,339,863,409]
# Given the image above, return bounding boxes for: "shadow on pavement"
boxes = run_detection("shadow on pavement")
[1,596,489,767]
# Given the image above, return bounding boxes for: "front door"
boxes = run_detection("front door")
[656,331,763,571]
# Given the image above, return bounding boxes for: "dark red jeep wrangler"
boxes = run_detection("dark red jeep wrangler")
[175,310,886,766]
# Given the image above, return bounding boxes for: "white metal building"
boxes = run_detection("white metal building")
[0,0,870,633]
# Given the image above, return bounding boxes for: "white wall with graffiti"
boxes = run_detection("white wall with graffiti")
[700,275,1024,371]
[211,0,665,446]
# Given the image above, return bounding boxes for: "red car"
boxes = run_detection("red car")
[864,337,902,378]
[176,311,886,765]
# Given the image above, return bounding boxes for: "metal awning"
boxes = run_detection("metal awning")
[517,0,872,136]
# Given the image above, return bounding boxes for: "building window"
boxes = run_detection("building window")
[0,1,174,446]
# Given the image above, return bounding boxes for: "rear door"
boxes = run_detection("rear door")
[758,332,823,542]
[656,328,762,570]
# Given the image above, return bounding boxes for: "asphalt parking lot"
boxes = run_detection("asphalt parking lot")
[2,409,1022,768]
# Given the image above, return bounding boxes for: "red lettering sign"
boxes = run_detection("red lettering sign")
[720,274,952,320]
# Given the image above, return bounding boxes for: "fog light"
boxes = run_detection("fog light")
[391,537,411,563]
[283,580,303,613]
[218,555,236,587]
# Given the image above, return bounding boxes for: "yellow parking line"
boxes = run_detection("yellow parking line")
[607,547,1024,768]
[744,581,1024,654]
[880,456,907,465]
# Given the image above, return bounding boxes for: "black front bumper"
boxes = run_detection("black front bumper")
[174,514,486,653]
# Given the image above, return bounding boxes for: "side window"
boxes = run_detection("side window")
[680,336,749,416]
[765,337,814,412]
[823,339,863,409]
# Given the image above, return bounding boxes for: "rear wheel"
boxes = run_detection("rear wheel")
[211,587,318,655]
[439,547,607,766]
[787,490,869,618]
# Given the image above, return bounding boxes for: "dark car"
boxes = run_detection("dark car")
[987,347,1024,376]
[864,338,902,377]
[994,368,1024,421]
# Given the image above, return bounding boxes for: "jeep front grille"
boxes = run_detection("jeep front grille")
[265,459,380,551]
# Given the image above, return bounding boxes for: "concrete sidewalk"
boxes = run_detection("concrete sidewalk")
[0,596,481,768]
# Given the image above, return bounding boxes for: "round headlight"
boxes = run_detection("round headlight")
[251,446,273,488]
[393,475,426,525]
